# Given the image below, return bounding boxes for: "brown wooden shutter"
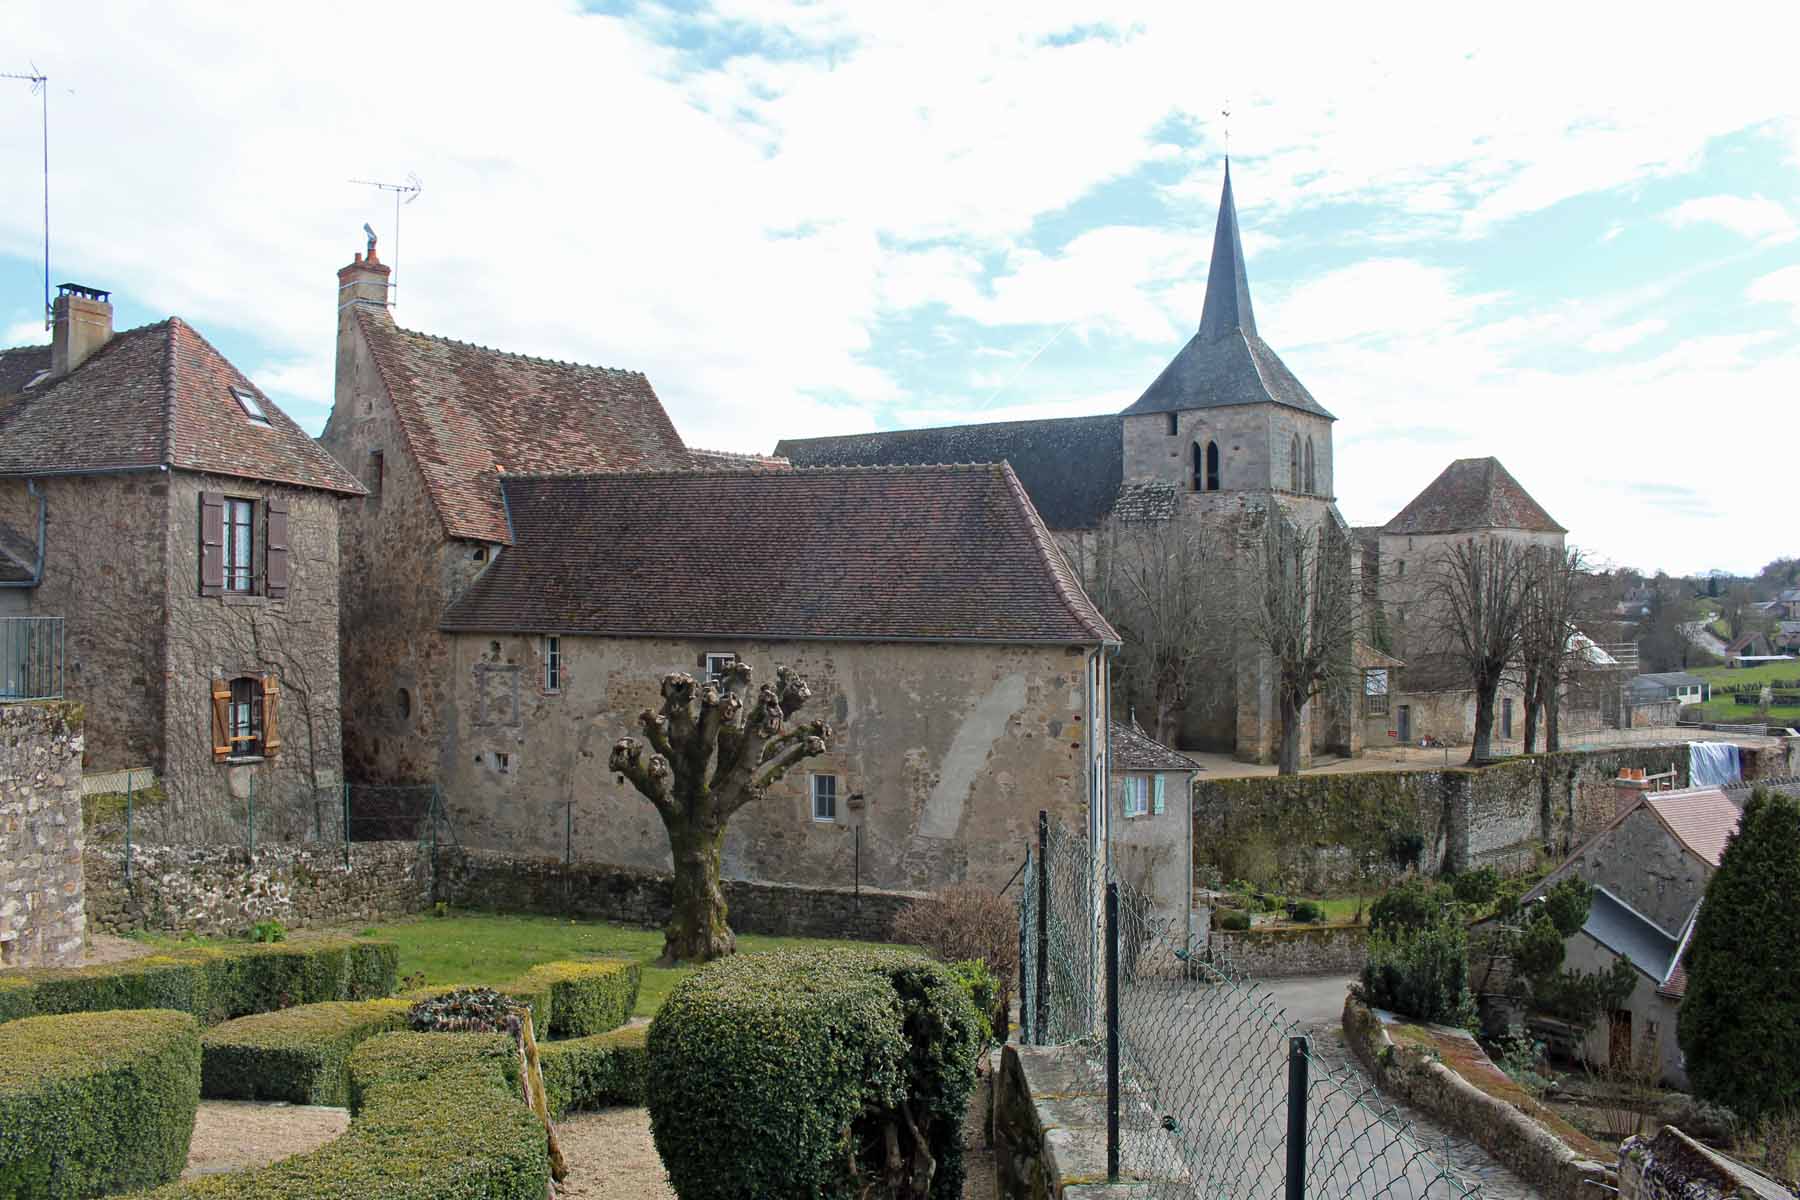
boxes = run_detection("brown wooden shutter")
[210,679,231,762]
[265,498,289,599]
[261,674,282,755]
[200,492,225,596]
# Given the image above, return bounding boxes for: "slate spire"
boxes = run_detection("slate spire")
[1196,159,1257,342]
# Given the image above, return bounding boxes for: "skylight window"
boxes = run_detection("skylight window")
[23,370,50,390]
[231,386,272,426]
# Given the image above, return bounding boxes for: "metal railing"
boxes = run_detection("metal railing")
[0,615,63,700]
[1021,812,1489,1198]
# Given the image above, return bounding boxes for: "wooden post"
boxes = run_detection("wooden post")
[515,1010,569,1182]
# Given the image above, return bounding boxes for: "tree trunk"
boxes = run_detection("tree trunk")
[1521,666,1540,755]
[1469,678,1497,765]
[1277,692,1303,776]
[664,817,735,963]
[1546,692,1562,752]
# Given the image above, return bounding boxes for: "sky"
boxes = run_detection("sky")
[2,2,1796,577]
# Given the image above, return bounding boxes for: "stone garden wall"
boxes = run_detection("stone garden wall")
[0,702,85,967]
[1210,924,1368,977]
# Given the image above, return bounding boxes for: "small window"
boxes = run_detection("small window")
[1124,776,1149,818]
[224,498,255,593]
[397,688,411,720]
[704,652,738,683]
[496,752,511,774]
[543,635,562,692]
[23,369,50,390]
[1206,441,1221,491]
[1290,435,1302,492]
[1165,412,1177,436]
[1396,560,1405,577]
[472,546,488,562]
[1304,436,1316,495]
[231,386,272,427]
[811,773,838,822]
[1364,669,1390,717]
[368,450,384,496]
[228,676,262,756]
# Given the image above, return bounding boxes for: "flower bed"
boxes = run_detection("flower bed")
[201,999,412,1106]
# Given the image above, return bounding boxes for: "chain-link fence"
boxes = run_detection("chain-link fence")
[1020,813,1489,1199]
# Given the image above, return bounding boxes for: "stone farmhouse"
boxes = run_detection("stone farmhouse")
[0,284,365,827]
[1107,717,1202,929]
[319,243,1119,893]
[779,163,1363,766]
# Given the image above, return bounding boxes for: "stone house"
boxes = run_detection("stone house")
[1518,785,1741,1087]
[0,284,364,827]
[1108,717,1202,935]
[434,464,1119,892]
[779,162,1363,766]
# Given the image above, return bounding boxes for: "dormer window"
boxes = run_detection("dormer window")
[231,386,272,427]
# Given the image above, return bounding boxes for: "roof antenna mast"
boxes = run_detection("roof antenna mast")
[348,173,422,306]
[3,66,50,329]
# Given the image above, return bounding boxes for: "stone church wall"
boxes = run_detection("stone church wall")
[0,701,85,967]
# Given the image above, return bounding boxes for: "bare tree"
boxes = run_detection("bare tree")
[1518,546,1588,753]
[609,664,830,963]
[1243,511,1356,775]
[1421,537,1533,764]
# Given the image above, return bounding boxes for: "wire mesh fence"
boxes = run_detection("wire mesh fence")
[1020,812,1490,1200]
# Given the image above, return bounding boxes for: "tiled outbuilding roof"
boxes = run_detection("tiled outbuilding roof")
[0,345,50,396]
[1383,457,1564,535]
[354,308,690,544]
[1112,480,1178,523]
[1111,718,1203,772]
[687,447,791,471]
[440,463,1118,645]
[0,321,364,494]
[1647,788,1742,868]
[776,414,1123,531]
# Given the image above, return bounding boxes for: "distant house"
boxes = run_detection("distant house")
[1759,588,1800,621]
[1108,717,1203,935]
[1518,786,1741,1088]
[1724,631,1777,664]
[1625,672,1707,707]
[1774,620,1800,654]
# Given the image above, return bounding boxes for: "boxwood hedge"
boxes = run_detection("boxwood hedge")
[346,1030,521,1116]
[647,947,982,1200]
[201,999,411,1106]
[540,1024,648,1116]
[402,958,639,1040]
[0,1009,201,1199]
[0,939,398,1026]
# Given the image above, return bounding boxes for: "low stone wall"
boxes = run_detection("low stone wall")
[1210,924,1367,978]
[436,847,921,943]
[0,702,85,967]
[84,841,431,937]
[1342,995,1612,1200]
[1618,1126,1779,1199]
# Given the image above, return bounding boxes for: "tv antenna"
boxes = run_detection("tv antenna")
[348,173,422,305]
[3,66,51,328]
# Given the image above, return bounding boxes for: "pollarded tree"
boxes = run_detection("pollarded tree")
[610,664,831,963]
[1243,511,1356,775]
[1678,788,1800,1122]
[1421,536,1532,763]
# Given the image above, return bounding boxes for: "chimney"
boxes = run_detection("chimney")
[337,244,391,315]
[1613,768,1653,818]
[50,283,113,377]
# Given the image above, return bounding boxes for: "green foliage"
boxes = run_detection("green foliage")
[346,1031,520,1116]
[647,948,982,1200]
[512,959,640,1038]
[200,1000,410,1106]
[1511,911,1569,980]
[1291,900,1325,924]
[1386,829,1426,872]
[0,939,399,1026]
[1360,922,1477,1029]
[1216,910,1251,932]
[1369,878,1453,934]
[407,987,522,1034]
[1679,789,1800,1122]
[247,919,287,944]
[0,1009,201,1198]
[1539,877,1594,939]
[1450,867,1501,907]
[1493,875,1531,922]
[540,1025,648,1116]
[946,959,1002,1046]
[1532,957,1638,1028]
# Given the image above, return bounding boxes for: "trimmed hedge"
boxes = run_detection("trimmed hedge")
[201,999,411,1105]
[540,1024,648,1116]
[0,1009,201,1198]
[513,959,640,1038]
[0,939,398,1026]
[647,948,982,1200]
[347,1030,521,1116]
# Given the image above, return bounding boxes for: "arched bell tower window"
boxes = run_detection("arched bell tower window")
[1304,436,1317,495]
[1290,435,1301,492]
[1191,442,1204,492]
[1206,441,1220,491]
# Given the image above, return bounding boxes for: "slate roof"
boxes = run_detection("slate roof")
[1120,163,1332,421]
[774,414,1123,531]
[1111,718,1203,772]
[440,463,1119,645]
[353,307,690,544]
[1646,787,1742,868]
[1582,886,1680,982]
[1382,457,1564,535]
[0,322,364,494]
[1112,480,1178,523]
[1626,671,1706,698]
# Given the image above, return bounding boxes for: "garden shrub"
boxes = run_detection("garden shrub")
[540,1025,648,1116]
[947,959,1002,1046]
[1216,910,1251,931]
[1291,900,1325,924]
[647,947,982,1200]
[0,1009,201,1198]
[891,884,1020,986]
[1368,877,1452,933]
[1360,922,1477,1029]
[347,1030,521,1116]
[201,999,410,1105]
[1450,866,1500,908]
[510,959,640,1038]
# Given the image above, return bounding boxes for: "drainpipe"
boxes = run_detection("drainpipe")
[0,480,47,589]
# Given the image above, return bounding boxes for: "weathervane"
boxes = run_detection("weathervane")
[1222,100,1232,156]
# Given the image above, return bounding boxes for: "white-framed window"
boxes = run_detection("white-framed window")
[542,635,562,692]
[230,385,272,427]
[1124,775,1149,817]
[704,652,738,682]
[811,772,838,822]
[1364,669,1390,717]
[224,497,255,592]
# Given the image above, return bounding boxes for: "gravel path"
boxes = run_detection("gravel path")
[182,1101,349,1179]
[555,1109,675,1199]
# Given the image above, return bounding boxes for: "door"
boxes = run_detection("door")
[1397,705,1412,742]
[1609,1009,1633,1069]
[1502,698,1514,740]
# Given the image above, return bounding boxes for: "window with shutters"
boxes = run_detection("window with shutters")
[1123,775,1149,818]
[224,498,255,592]
[212,674,281,762]
[200,492,288,599]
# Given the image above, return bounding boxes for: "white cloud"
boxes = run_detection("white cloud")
[1748,265,1800,323]
[2,320,44,347]
[1580,318,1667,353]
[1665,194,1797,244]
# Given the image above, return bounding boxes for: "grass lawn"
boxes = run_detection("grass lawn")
[359,912,902,1017]
[1691,660,1800,689]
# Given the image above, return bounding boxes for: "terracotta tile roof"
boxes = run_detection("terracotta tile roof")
[1647,787,1743,868]
[1383,457,1564,535]
[687,447,791,470]
[1111,718,1203,772]
[440,463,1118,645]
[1656,961,1688,1000]
[0,321,364,494]
[776,414,1123,531]
[355,308,689,543]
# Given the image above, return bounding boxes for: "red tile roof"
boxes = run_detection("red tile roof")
[1383,457,1564,535]
[440,463,1118,645]
[354,308,690,543]
[1647,788,1742,868]
[0,321,364,494]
